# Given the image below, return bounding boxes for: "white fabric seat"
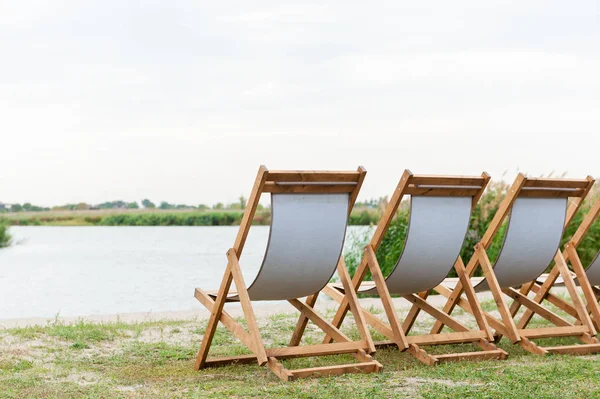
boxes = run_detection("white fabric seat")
[214,193,349,302]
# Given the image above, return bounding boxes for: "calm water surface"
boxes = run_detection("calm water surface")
[0,226,366,319]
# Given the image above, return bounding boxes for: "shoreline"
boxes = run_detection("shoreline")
[0,294,492,328]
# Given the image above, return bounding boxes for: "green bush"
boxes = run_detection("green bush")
[0,219,11,248]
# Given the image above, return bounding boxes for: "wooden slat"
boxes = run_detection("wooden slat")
[555,250,597,335]
[476,244,521,343]
[402,291,428,334]
[406,331,486,346]
[570,195,600,248]
[321,284,396,341]
[502,287,571,327]
[262,182,356,194]
[267,357,293,381]
[364,245,408,349]
[545,343,600,355]
[434,349,506,362]
[523,178,592,189]
[454,256,494,341]
[517,268,561,330]
[530,284,579,318]
[433,283,512,338]
[409,175,487,187]
[204,354,260,367]
[481,173,527,248]
[404,186,481,197]
[266,171,361,183]
[402,293,470,334]
[347,166,367,215]
[518,325,588,338]
[566,244,600,328]
[266,341,366,358]
[472,172,491,210]
[517,338,548,355]
[234,165,268,256]
[518,188,585,198]
[337,256,377,353]
[287,298,352,344]
[407,344,438,366]
[289,293,318,346]
[370,169,413,250]
[291,361,380,379]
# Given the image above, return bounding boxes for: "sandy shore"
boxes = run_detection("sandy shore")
[0,293,498,328]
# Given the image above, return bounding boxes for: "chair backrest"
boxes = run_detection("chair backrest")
[474,197,566,291]
[247,193,349,300]
[359,171,490,296]
[234,166,366,301]
[473,174,594,292]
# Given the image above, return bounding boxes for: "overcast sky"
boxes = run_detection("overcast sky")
[1,1,599,206]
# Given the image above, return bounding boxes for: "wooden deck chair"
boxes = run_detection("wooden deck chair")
[317,170,508,366]
[193,165,382,381]
[525,193,600,332]
[432,173,600,355]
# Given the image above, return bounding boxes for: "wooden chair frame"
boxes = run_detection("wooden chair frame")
[519,192,600,333]
[318,170,508,365]
[194,165,382,381]
[432,174,600,355]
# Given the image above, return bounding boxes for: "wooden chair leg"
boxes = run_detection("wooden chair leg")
[555,251,597,336]
[227,249,268,365]
[290,293,319,346]
[491,281,536,342]
[517,268,560,330]
[475,244,520,343]
[338,257,377,353]
[454,257,494,342]
[402,291,428,334]
[323,256,370,344]
[194,260,234,370]
[509,281,535,317]
[431,256,481,334]
[566,244,600,330]
[364,245,408,350]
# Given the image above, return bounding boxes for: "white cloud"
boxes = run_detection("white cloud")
[0,0,599,205]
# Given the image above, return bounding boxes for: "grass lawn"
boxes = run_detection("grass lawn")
[1,304,600,398]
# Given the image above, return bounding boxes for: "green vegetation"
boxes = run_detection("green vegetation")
[1,307,600,398]
[1,207,380,227]
[99,211,255,226]
[0,219,11,248]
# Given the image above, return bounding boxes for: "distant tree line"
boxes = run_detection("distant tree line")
[0,195,253,213]
[0,203,51,213]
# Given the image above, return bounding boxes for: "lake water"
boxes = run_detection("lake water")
[0,226,368,319]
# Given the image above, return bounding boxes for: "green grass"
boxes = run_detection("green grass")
[2,305,600,398]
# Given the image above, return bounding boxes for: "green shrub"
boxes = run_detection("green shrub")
[0,219,11,248]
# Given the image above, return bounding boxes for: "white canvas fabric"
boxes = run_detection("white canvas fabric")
[475,197,567,292]
[239,193,349,301]
[360,196,472,296]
